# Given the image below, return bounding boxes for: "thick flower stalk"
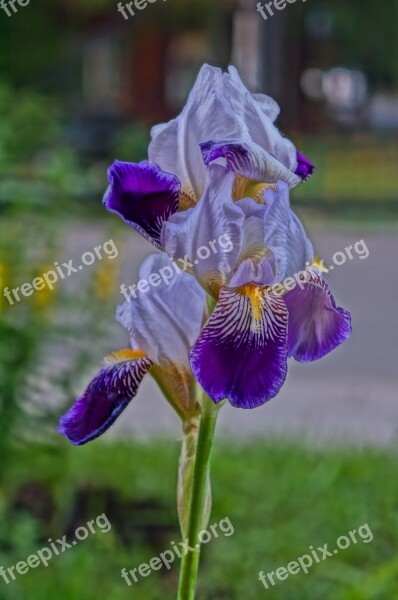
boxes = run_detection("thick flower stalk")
[59,64,351,600]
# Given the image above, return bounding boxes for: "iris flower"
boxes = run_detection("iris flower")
[59,64,352,600]
[102,65,350,410]
[149,64,314,206]
[162,165,351,408]
[58,254,206,445]
[103,64,314,252]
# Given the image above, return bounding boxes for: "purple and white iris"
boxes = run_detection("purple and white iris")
[60,64,350,443]
[161,164,351,408]
[59,254,206,445]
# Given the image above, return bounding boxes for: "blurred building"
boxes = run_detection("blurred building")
[2,0,398,154]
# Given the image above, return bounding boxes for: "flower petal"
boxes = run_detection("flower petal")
[103,160,180,248]
[117,254,206,417]
[117,253,206,368]
[263,182,314,282]
[229,258,275,288]
[149,65,248,201]
[229,198,274,277]
[190,285,289,408]
[201,140,302,189]
[295,151,315,181]
[226,66,298,170]
[161,165,245,296]
[58,350,153,446]
[284,270,352,362]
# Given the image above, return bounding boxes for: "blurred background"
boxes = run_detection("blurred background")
[0,1,397,599]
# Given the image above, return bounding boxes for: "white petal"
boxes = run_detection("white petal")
[117,253,206,367]
[228,65,281,122]
[149,65,248,201]
[161,165,245,295]
[226,66,297,170]
[263,182,314,282]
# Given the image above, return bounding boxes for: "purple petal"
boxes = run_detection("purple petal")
[190,286,289,409]
[58,350,153,445]
[104,160,180,248]
[295,151,315,181]
[284,270,351,362]
[201,140,302,189]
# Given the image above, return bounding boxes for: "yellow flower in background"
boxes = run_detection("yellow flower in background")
[33,263,58,314]
[92,258,119,302]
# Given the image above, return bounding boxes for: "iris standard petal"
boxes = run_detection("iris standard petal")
[161,165,245,296]
[263,182,314,283]
[104,160,180,248]
[226,66,298,171]
[229,258,275,288]
[229,197,273,276]
[190,285,289,409]
[149,65,248,202]
[58,350,153,446]
[284,269,352,362]
[201,140,302,189]
[117,253,206,367]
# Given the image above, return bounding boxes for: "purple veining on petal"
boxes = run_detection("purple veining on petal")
[200,140,248,167]
[190,286,289,409]
[284,270,351,362]
[58,353,153,446]
[200,140,302,188]
[295,151,315,181]
[104,160,180,248]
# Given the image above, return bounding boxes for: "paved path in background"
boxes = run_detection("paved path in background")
[65,225,398,447]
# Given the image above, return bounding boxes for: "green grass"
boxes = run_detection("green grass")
[293,135,398,213]
[1,441,398,600]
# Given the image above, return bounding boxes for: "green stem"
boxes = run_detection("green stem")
[177,394,218,600]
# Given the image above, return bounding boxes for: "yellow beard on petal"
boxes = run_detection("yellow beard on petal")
[233,175,277,203]
[179,187,197,210]
[312,256,329,273]
[105,349,148,363]
[236,284,264,331]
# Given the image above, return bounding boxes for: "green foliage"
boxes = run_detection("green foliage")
[1,441,398,599]
[111,123,150,163]
[332,0,398,86]
[0,211,123,463]
[0,85,60,163]
[0,85,106,211]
